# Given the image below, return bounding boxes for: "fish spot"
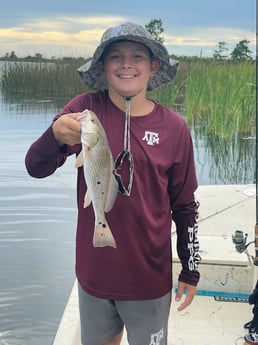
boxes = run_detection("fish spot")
[102,224,106,228]
[97,181,101,185]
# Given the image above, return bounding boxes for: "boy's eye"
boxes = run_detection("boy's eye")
[109,54,121,60]
[133,54,144,60]
[106,53,147,62]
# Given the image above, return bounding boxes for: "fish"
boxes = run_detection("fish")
[75,109,118,248]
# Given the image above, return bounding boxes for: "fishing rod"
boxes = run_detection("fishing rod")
[231,38,258,344]
[242,44,258,345]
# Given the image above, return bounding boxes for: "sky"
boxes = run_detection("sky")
[0,0,256,59]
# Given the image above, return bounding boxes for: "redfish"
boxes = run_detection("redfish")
[75,109,118,248]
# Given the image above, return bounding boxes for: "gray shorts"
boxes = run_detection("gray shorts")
[78,283,171,345]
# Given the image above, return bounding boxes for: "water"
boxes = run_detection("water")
[0,93,77,345]
[0,86,255,345]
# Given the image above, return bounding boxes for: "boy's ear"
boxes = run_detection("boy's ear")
[151,60,159,76]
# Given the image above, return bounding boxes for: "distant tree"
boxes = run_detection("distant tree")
[145,19,164,43]
[9,51,17,60]
[230,39,253,61]
[34,53,43,60]
[213,41,228,60]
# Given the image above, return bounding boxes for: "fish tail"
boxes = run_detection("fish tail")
[93,221,117,248]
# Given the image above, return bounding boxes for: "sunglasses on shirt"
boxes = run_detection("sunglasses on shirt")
[114,150,134,197]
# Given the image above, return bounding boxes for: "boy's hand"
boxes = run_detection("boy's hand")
[52,113,82,146]
[175,281,197,311]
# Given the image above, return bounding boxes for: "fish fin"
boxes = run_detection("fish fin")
[83,191,92,208]
[93,221,117,248]
[75,151,84,168]
[105,155,119,212]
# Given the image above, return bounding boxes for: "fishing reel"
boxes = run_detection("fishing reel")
[232,229,258,344]
[232,230,249,253]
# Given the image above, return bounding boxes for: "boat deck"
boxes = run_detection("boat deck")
[53,185,256,345]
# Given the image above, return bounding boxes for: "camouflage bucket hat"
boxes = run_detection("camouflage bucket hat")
[77,22,179,91]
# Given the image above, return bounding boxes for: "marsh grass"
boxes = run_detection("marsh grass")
[184,60,256,137]
[0,61,87,99]
[0,59,255,138]
[148,62,187,109]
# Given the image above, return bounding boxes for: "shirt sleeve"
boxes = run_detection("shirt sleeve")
[25,125,76,178]
[168,122,201,286]
[24,96,85,178]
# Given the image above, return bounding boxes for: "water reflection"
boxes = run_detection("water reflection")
[0,90,77,345]
[0,89,68,120]
[193,126,255,185]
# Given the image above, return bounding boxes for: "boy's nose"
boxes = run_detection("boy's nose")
[122,65,132,69]
[121,57,132,68]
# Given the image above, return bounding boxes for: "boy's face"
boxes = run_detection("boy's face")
[97,41,159,97]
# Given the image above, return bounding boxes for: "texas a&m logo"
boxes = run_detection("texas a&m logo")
[142,131,159,146]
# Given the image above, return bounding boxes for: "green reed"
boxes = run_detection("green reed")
[149,60,187,110]
[0,60,87,99]
[184,60,256,137]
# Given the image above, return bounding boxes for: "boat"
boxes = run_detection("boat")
[53,184,256,345]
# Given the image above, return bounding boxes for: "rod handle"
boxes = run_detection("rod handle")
[254,224,258,266]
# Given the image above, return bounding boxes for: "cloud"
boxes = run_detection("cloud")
[22,15,127,33]
[0,15,128,57]
[164,26,256,47]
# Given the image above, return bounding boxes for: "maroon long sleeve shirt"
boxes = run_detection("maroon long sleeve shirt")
[25,90,200,300]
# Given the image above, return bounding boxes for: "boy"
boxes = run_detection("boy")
[25,22,200,345]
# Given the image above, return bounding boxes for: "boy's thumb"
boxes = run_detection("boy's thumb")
[175,285,183,302]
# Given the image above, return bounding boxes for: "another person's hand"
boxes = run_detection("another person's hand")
[175,280,197,311]
[52,113,82,146]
